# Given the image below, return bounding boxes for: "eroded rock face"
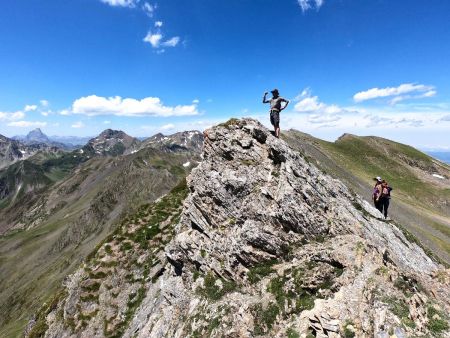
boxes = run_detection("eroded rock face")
[35,119,449,338]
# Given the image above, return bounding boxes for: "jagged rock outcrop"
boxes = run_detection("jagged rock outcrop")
[32,118,449,338]
[138,130,204,153]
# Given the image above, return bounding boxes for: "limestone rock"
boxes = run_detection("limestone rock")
[31,118,450,338]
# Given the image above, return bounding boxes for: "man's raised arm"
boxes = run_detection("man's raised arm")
[262,92,270,103]
[281,98,290,111]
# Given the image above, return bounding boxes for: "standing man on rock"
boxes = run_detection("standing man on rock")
[263,89,289,138]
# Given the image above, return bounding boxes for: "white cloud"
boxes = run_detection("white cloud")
[277,87,450,132]
[59,109,71,116]
[0,111,25,121]
[142,2,156,17]
[353,83,435,103]
[298,0,324,12]
[7,121,47,128]
[160,123,175,130]
[143,32,163,48]
[24,104,37,112]
[143,32,180,49]
[155,21,163,28]
[161,36,180,47]
[40,99,49,107]
[307,113,341,125]
[71,95,200,117]
[103,120,111,124]
[294,88,346,114]
[192,99,200,104]
[71,121,85,128]
[41,111,50,116]
[100,0,138,8]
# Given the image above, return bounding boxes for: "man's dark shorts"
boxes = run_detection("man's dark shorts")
[270,110,280,128]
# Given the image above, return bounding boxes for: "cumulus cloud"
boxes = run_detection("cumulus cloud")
[100,0,138,7]
[280,87,450,131]
[0,111,25,121]
[298,0,324,12]
[143,32,163,48]
[155,21,163,28]
[294,88,346,114]
[24,104,37,112]
[71,121,85,128]
[71,95,200,117]
[7,121,47,128]
[40,99,49,107]
[353,83,436,104]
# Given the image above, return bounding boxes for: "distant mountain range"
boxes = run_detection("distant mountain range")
[12,128,81,150]
[0,126,204,336]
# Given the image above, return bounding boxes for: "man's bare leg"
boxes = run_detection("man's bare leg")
[275,127,280,138]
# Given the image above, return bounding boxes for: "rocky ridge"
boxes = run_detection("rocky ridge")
[0,134,60,169]
[32,118,449,338]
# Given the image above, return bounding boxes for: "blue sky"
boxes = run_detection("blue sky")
[1,0,450,149]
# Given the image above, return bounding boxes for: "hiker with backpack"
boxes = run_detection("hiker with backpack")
[379,180,393,219]
[263,89,289,138]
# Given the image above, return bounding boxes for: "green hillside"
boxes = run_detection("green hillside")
[0,147,199,337]
[284,130,450,264]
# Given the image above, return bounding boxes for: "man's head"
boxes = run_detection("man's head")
[271,89,279,97]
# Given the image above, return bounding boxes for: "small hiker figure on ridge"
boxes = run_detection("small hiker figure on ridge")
[379,180,392,219]
[263,89,289,138]
[373,176,393,219]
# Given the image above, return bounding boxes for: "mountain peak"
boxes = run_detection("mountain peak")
[336,133,357,141]
[85,129,139,156]
[26,128,49,143]
[98,129,128,139]
[35,118,449,338]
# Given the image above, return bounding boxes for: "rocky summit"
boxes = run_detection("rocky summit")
[29,118,449,338]
[84,129,141,156]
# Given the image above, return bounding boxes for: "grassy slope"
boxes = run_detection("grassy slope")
[0,149,92,233]
[27,179,189,338]
[283,130,450,264]
[0,147,198,337]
